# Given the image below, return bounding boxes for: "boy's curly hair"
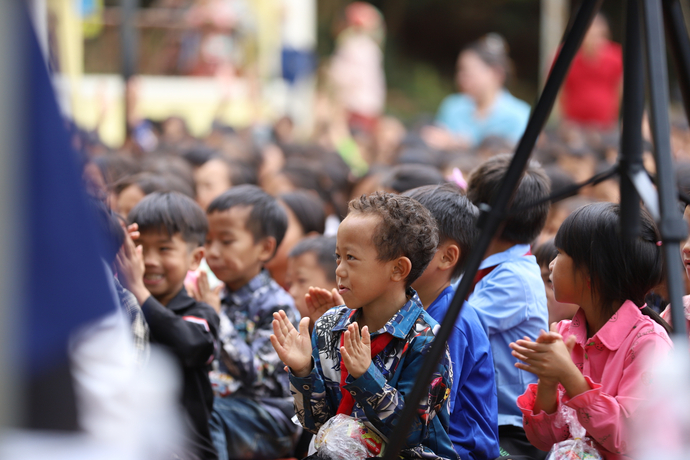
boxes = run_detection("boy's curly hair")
[348,192,439,287]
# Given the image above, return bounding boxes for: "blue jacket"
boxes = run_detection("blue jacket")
[427,286,499,460]
[290,292,459,460]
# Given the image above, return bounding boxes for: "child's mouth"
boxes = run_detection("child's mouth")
[144,274,165,285]
[338,285,350,295]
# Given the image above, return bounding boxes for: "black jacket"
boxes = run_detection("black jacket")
[142,288,220,460]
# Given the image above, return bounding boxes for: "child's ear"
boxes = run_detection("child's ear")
[189,246,205,271]
[438,243,460,272]
[391,256,412,283]
[258,236,278,263]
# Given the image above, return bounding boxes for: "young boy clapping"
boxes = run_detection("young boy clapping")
[271,192,458,460]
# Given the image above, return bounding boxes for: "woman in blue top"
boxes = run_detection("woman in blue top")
[423,34,531,150]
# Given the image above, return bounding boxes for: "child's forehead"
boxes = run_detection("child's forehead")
[139,227,185,243]
[337,214,381,249]
[208,205,253,227]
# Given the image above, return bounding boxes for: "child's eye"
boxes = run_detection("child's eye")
[222,240,234,245]
[160,246,173,252]
[347,254,355,261]
[334,253,341,261]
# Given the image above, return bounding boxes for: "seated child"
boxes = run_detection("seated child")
[534,238,579,326]
[271,192,459,460]
[406,184,500,460]
[285,235,338,325]
[510,202,673,459]
[465,153,551,459]
[203,185,301,460]
[117,192,220,459]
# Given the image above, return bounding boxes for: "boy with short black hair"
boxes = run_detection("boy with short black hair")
[285,235,338,323]
[203,184,301,460]
[272,192,458,460]
[117,191,220,460]
[405,184,499,460]
[466,153,550,460]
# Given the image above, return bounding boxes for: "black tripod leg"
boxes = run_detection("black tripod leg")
[381,0,603,458]
[640,0,689,340]
[662,0,690,122]
[620,0,646,240]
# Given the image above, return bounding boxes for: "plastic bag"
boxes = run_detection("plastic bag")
[313,414,385,460]
[547,404,602,460]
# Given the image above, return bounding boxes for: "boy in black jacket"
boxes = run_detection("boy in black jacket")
[117,192,220,460]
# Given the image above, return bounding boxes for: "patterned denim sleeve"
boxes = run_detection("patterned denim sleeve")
[343,333,453,445]
[219,303,298,389]
[288,334,336,434]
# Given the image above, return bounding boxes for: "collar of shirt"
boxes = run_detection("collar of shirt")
[166,287,196,313]
[568,300,642,350]
[427,285,456,316]
[332,288,425,339]
[479,243,531,270]
[222,270,272,308]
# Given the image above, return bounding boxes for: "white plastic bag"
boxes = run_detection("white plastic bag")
[546,405,602,460]
[313,414,385,460]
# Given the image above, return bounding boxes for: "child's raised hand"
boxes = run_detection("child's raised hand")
[194,271,223,314]
[270,310,313,378]
[304,287,344,325]
[340,322,371,379]
[115,232,149,305]
[509,326,578,387]
[126,223,140,240]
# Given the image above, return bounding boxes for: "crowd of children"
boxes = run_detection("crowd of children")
[72,32,690,456]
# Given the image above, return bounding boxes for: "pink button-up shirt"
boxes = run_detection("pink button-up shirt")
[517,300,673,459]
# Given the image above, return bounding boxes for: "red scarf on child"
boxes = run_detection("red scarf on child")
[336,330,393,415]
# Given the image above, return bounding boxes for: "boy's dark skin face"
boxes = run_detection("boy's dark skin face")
[411,240,461,308]
[205,206,277,292]
[117,228,204,307]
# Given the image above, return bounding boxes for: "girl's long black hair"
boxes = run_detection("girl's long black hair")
[554,202,672,334]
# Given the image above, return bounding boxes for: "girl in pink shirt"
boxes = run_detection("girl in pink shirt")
[509,202,673,459]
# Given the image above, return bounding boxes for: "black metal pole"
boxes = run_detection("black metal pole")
[120,0,139,140]
[639,0,689,339]
[381,0,603,457]
[662,0,690,122]
[619,0,645,239]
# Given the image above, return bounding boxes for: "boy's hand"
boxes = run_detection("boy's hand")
[188,271,223,314]
[304,287,344,325]
[126,222,140,240]
[270,310,313,378]
[341,322,371,379]
[115,232,150,305]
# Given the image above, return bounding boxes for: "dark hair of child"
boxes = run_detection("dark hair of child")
[467,153,551,244]
[288,235,337,283]
[404,183,479,281]
[209,155,258,186]
[181,145,217,167]
[348,192,439,287]
[114,171,195,199]
[208,184,288,252]
[128,191,208,247]
[92,153,141,185]
[381,164,446,194]
[555,202,672,334]
[533,238,558,268]
[280,190,326,235]
[141,153,196,193]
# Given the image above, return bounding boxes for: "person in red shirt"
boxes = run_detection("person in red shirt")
[561,14,623,129]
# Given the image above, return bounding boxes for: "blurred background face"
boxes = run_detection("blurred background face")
[265,203,306,289]
[581,15,610,55]
[194,158,231,211]
[456,50,502,99]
